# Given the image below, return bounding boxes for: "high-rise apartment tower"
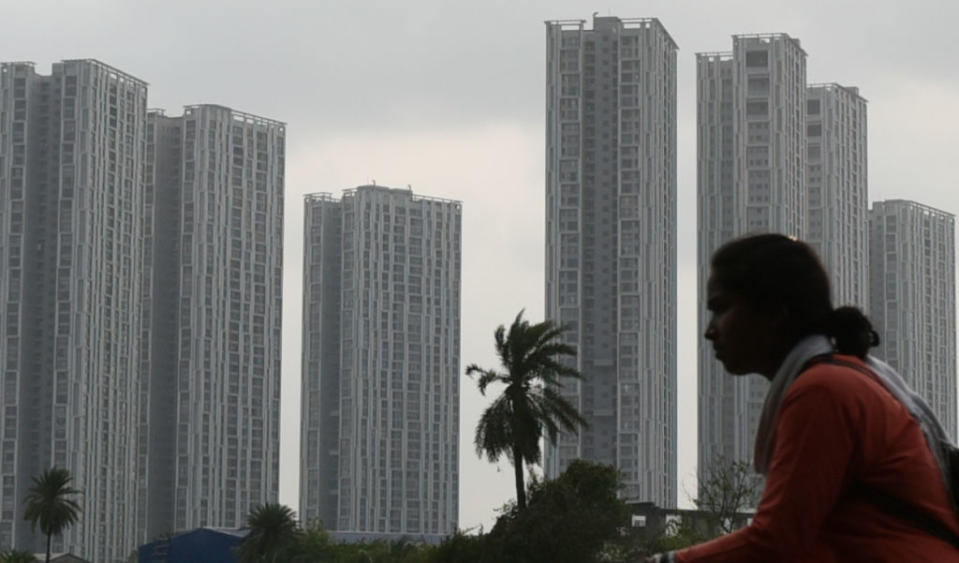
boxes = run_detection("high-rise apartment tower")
[143,105,285,537]
[806,84,868,307]
[696,35,807,485]
[544,15,678,507]
[0,60,284,560]
[0,59,148,561]
[300,186,460,540]
[869,200,956,439]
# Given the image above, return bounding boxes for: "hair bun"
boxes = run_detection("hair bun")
[828,306,879,358]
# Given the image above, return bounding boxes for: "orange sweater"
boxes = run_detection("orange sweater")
[677,356,959,562]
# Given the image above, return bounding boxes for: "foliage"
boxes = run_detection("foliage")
[288,523,334,561]
[466,310,587,510]
[0,551,37,563]
[239,460,635,562]
[484,459,629,563]
[258,463,628,562]
[623,517,708,558]
[236,503,301,562]
[23,467,82,563]
[426,532,486,563]
[241,518,439,563]
[694,455,761,535]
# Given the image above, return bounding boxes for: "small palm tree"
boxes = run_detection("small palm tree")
[236,503,300,563]
[467,310,587,510]
[23,467,81,563]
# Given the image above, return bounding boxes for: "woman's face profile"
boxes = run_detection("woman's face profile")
[704,273,779,376]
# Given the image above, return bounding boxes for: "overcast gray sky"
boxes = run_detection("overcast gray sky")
[5,0,958,531]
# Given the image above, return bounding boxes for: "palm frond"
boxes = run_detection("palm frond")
[474,396,513,462]
[23,467,82,537]
[468,309,588,509]
[465,365,504,395]
[540,387,588,441]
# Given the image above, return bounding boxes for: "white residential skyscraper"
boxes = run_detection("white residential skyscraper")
[143,105,285,536]
[869,200,956,439]
[0,60,148,561]
[300,186,461,540]
[543,15,678,507]
[806,84,868,307]
[1,59,284,560]
[697,35,807,484]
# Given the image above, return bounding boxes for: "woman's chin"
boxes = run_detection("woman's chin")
[722,362,750,376]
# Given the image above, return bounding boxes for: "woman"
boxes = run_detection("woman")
[650,234,959,562]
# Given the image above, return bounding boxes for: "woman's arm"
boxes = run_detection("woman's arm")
[671,376,857,562]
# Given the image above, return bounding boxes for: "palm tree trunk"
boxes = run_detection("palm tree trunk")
[46,532,52,563]
[513,446,526,511]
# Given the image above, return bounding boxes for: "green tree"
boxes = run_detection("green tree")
[695,455,761,536]
[427,531,485,563]
[486,460,629,563]
[466,310,586,511]
[236,503,301,563]
[623,516,708,560]
[22,467,81,563]
[289,522,334,561]
[0,550,38,563]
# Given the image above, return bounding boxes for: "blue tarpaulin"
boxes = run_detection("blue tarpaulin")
[138,528,248,563]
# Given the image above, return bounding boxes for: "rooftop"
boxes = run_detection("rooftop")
[61,58,149,86]
[874,199,955,220]
[545,15,678,49]
[306,185,462,206]
[807,83,868,102]
[733,33,807,56]
[183,104,286,128]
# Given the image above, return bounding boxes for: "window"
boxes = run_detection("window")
[745,50,768,67]
[746,101,768,117]
[747,76,769,94]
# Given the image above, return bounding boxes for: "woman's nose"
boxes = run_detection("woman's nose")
[704,323,717,341]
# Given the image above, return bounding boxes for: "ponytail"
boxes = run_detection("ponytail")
[827,306,879,359]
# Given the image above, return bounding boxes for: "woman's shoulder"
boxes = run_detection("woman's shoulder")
[791,355,889,403]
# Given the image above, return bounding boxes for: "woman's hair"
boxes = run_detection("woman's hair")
[711,233,879,358]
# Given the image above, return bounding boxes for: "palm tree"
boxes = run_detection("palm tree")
[236,503,300,563]
[467,310,587,511]
[23,467,81,563]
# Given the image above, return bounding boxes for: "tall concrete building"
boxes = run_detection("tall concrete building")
[0,60,148,560]
[806,84,868,307]
[696,35,807,484]
[543,15,678,507]
[869,200,956,439]
[143,105,285,537]
[0,59,284,559]
[300,186,461,540]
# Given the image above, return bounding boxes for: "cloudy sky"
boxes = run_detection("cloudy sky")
[5,0,958,531]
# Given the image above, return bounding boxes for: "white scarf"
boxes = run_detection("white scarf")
[754,335,952,488]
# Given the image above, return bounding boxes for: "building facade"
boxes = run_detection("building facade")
[0,59,148,560]
[300,186,460,539]
[543,15,678,507]
[869,200,956,439]
[0,60,284,559]
[696,35,807,486]
[143,105,285,536]
[806,84,868,307]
